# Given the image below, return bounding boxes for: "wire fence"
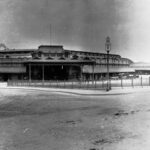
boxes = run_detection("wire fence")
[7,77,150,89]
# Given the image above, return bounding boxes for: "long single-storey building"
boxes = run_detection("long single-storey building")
[0,44,134,81]
[130,62,150,75]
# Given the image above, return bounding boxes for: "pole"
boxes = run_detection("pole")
[80,65,83,88]
[29,64,31,83]
[80,65,83,80]
[92,64,94,86]
[42,64,45,84]
[131,77,134,88]
[141,76,143,88]
[102,77,104,88]
[50,24,52,45]
[106,51,110,91]
[121,76,123,88]
[95,78,96,88]
[105,37,111,91]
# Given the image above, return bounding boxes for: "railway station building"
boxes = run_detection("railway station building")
[0,44,134,81]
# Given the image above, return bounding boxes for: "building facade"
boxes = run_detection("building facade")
[0,44,134,81]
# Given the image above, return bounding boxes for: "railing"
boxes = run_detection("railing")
[7,77,150,89]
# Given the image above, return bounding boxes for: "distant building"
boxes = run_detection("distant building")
[0,44,134,81]
[130,62,150,75]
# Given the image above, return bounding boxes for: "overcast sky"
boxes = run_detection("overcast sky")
[0,0,150,62]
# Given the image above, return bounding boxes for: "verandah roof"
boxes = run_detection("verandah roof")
[23,59,95,65]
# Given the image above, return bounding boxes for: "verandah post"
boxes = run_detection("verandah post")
[42,64,45,85]
[29,63,31,86]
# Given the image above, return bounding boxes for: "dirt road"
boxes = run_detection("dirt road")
[0,88,150,150]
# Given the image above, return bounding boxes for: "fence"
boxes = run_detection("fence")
[7,77,150,89]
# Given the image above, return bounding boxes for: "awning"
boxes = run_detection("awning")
[0,67,26,73]
[24,59,95,65]
[83,66,135,73]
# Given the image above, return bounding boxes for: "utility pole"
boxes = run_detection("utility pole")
[105,36,111,91]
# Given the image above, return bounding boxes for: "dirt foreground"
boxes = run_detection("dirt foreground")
[0,88,150,150]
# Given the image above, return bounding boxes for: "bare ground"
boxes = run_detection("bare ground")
[0,88,150,150]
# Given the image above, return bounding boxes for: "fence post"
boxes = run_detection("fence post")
[83,80,85,89]
[49,80,51,87]
[141,77,143,88]
[72,80,73,89]
[121,77,123,88]
[95,80,96,88]
[87,80,89,89]
[131,77,134,88]
[57,80,58,88]
[64,80,65,88]
[7,80,9,86]
[42,79,44,86]
[102,78,104,88]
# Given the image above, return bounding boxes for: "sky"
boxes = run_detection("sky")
[0,0,150,62]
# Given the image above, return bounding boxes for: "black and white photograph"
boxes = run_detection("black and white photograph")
[0,0,150,149]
